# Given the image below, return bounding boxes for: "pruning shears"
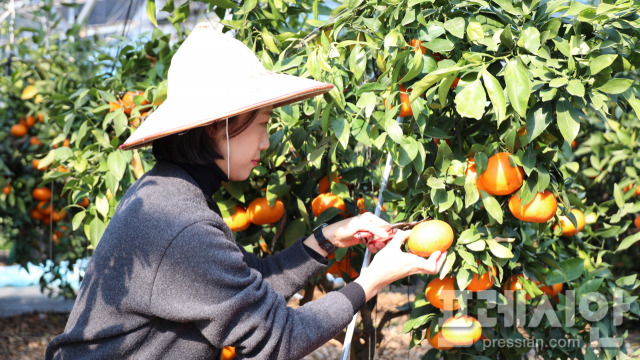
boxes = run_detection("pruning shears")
[355,218,429,246]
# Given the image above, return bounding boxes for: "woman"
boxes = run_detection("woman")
[46,23,446,359]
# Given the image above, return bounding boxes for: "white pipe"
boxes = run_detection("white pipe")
[76,0,98,25]
[340,116,403,360]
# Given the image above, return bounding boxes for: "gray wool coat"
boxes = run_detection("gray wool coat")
[45,160,365,360]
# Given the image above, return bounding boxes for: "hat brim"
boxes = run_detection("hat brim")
[119,72,333,150]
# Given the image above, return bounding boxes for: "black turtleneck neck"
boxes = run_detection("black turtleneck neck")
[176,161,228,216]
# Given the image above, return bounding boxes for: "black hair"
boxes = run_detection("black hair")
[152,110,258,166]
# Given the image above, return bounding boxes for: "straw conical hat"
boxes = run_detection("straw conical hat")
[119,22,333,150]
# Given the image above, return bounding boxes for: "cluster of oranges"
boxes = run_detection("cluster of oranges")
[10,113,43,138]
[466,152,586,236]
[223,197,285,232]
[29,186,66,225]
[109,91,150,128]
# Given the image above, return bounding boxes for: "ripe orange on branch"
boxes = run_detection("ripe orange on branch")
[427,327,454,350]
[465,157,489,194]
[407,220,454,257]
[477,152,525,196]
[2,183,11,195]
[466,263,496,292]
[11,123,27,137]
[247,197,285,225]
[508,190,558,223]
[312,193,347,217]
[32,187,52,201]
[441,315,483,347]
[356,197,385,214]
[318,174,341,194]
[425,275,459,311]
[409,39,427,54]
[539,282,563,297]
[635,215,640,229]
[121,91,149,115]
[554,209,585,236]
[503,274,533,300]
[383,84,413,118]
[224,205,251,232]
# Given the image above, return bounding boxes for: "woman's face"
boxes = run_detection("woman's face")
[214,107,271,181]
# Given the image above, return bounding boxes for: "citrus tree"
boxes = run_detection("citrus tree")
[2,0,640,358]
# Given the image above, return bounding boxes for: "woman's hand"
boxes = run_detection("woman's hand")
[355,230,447,301]
[322,212,392,253]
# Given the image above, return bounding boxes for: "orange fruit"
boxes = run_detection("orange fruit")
[571,140,577,149]
[325,252,359,279]
[30,136,43,146]
[478,152,525,196]
[78,197,90,208]
[356,197,385,214]
[407,220,454,257]
[539,282,563,297]
[37,113,44,122]
[32,187,52,201]
[2,183,11,195]
[383,84,412,117]
[410,39,427,54]
[465,157,489,194]
[427,327,454,350]
[246,197,285,225]
[441,315,482,347]
[32,159,47,171]
[30,208,43,220]
[11,123,28,137]
[450,78,459,89]
[223,205,251,232]
[432,52,445,62]
[554,209,585,236]
[109,101,122,112]
[318,174,341,194]
[312,193,347,217]
[121,91,149,115]
[221,346,236,360]
[51,209,66,222]
[24,115,36,128]
[425,276,459,311]
[508,190,558,223]
[465,263,496,292]
[503,275,533,300]
[53,138,69,149]
[635,215,640,229]
[37,201,52,217]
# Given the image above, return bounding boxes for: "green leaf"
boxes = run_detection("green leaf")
[96,192,109,219]
[400,50,424,83]
[596,78,633,94]
[455,79,487,120]
[444,18,465,38]
[567,79,585,97]
[146,0,157,26]
[486,239,514,259]
[544,258,584,284]
[617,232,640,252]
[525,102,552,143]
[114,112,128,137]
[425,38,454,52]
[481,193,503,224]
[89,217,107,249]
[262,32,280,54]
[521,27,540,54]
[500,25,514,49]
[466,240,486,251]
[107,151,127,181]
[72,210,86,231]
[410,66,468,101]
[385,116,404,143]
[613,183,625,209]
[504,58,531,118]
[284,218,307,248]
[556,98,581,143]
[482,69,506,127]
[549,77,567,88]
[201,0,238,8]
[589,54,617,75]
[331,117,351,150]
[398,137,419,167]
[435,142,453,172]
[349,45,367,82]
[467,18,484,41]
